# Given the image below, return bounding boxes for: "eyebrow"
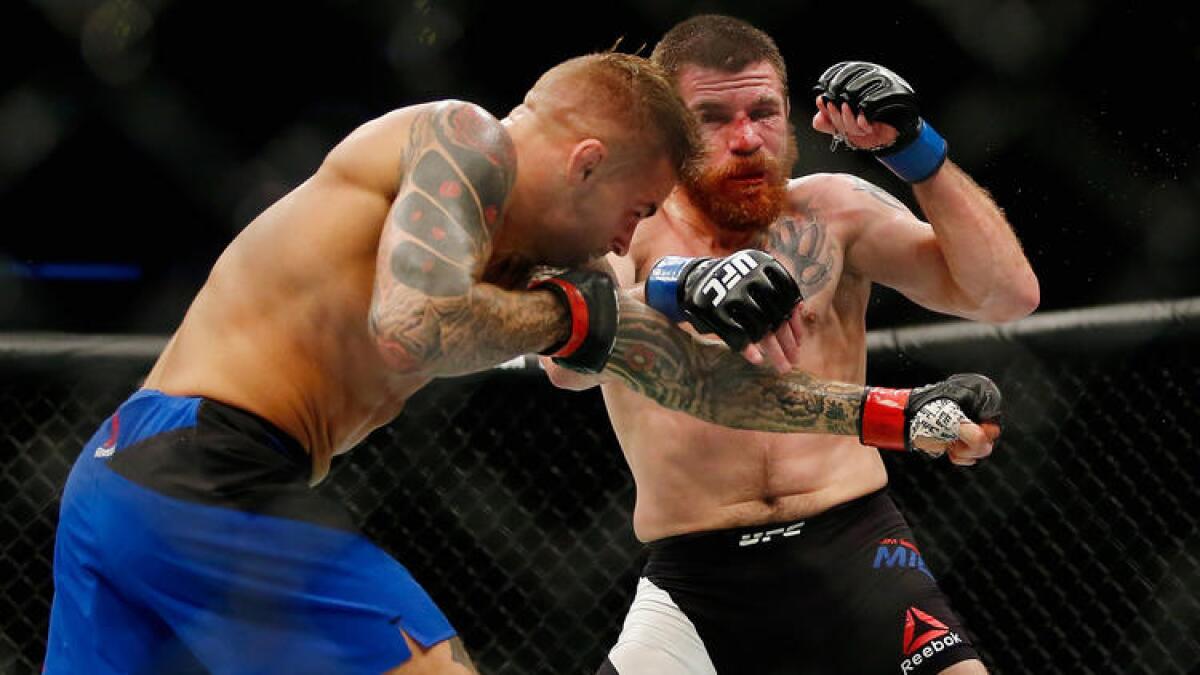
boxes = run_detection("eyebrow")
[692,101,730,115]
[692,96,783,114]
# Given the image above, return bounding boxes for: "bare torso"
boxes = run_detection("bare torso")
[144,110,431,483]
[603,174,890,541]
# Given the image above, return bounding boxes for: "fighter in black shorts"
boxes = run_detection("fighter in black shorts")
[615,490,976,674]
[544,15,1037,674]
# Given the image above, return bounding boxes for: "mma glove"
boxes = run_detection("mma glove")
[814,61,948,183]
[530,269,618,374]
[859,374,1002,456]
[645,249,802,353]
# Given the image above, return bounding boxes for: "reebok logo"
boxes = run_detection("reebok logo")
[899,607,963,672]
[93,412,119,458]
[873,538,934,579]
[701,251,759,306]
[738,521,804,547]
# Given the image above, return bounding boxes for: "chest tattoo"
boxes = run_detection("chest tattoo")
[766,213,834,298]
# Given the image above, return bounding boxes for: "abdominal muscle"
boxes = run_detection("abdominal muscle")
[601,298,888,542]
[606,395,889,542]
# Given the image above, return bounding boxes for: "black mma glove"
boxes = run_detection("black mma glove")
[814,61,948,183]
[645,249,801,352]
[859,373,1002,455]
[530,269,618,374]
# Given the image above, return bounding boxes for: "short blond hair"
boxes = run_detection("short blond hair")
[530,52,699,176]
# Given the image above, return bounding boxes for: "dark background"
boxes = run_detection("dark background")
[2,4,1198,673]
[4,306,1199,673]
[1,0,1197,332]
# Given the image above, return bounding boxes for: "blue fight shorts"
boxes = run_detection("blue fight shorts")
[45,389,456,674]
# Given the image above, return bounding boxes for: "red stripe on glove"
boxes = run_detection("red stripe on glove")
[535,278,590,358]
[861,387,911,451]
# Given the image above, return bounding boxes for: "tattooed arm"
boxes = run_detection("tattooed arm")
[604,293,866,434]
[361,101,568,376]
[543,254,865,434]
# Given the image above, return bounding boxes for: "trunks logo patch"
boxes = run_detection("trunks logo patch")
[737,521,804,547]
[899,606,963,672]
[94,412,120,458]
[873,537,933,579]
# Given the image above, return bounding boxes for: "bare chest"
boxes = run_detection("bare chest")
[634,211,867,360]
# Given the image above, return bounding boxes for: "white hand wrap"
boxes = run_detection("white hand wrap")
[908,399,966,455]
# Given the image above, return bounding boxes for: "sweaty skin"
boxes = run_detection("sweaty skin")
[125,54,1018,674]
[145,106,450,483]
[607,168,1028,541]
[557,61,1035,542]
[141,98,879,487]
[604,181,881,541]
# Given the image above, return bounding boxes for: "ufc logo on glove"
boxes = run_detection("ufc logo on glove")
[699,252,759,306]
[645,249,801,352]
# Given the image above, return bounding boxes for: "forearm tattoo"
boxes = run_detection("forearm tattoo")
[370,102,566,375]
[605,295,864,435]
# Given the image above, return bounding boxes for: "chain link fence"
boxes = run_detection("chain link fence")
[2,300,1197,674]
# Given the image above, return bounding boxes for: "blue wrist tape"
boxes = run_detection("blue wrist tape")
[646,256,694,323]
[876,120,947,183]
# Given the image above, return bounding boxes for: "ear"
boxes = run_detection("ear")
[565,139,607,186]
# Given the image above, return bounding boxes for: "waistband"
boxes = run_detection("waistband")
[645,487,890,559]
[196,394,309,467]
[113,388,308,466]
[93,388,342,524]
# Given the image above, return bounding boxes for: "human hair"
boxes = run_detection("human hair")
[530,52,700,176]
[650,14,788,97]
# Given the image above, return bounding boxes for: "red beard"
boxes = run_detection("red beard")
[682,136,797,234]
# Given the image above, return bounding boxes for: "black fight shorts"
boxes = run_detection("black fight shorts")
[603,489,980,675]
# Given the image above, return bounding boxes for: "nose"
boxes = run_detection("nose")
[728,113,763,156]
[615,216,639,248]
[624,216,640,239]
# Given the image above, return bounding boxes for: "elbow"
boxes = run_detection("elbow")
[980,273,1041,324]
[1015,276,1041,317]
[542,357,602,391]
[373,336,425,374]
[1004,269,1041,320]
[368,304,434,375]
[371,333,426,375]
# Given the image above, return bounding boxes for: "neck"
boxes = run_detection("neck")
[498,111,555,265]
[663,189,766,254]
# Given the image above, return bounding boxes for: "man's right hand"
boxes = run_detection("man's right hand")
[646,249,804,372]
[530,269,618,375]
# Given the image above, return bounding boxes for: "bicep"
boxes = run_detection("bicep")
[849,215,972,314]
[835,178,967,313]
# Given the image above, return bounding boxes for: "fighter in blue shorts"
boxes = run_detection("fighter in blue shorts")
[50,390,456,673]
[42,51,897,674]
